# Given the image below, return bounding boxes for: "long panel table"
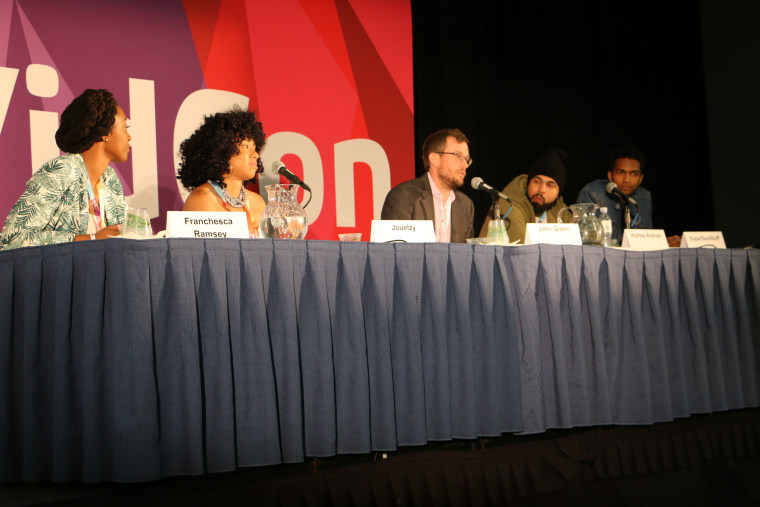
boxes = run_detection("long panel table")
[0,239,757,482]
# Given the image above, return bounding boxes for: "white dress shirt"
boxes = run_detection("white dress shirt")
[427,172,455,243]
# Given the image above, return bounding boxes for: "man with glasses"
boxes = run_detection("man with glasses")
[576,145,679,246]
[478,148,568,244]
[381,128,474,243]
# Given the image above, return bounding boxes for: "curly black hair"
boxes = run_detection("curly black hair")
[177,107,266,190]
[55,89,118,153]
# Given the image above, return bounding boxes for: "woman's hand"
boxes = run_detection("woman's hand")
[96,225,121,239]
[74,224,121,241]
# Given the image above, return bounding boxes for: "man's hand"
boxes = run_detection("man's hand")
[667,235,682,248]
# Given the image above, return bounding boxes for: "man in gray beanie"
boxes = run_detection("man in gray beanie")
[478,149,568,244]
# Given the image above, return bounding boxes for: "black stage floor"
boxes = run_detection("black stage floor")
[3,408,760,506]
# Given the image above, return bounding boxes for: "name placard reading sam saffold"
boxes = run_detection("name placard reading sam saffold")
[166,211,250,239]
[680,231,726,249]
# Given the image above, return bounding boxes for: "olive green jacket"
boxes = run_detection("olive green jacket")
[478,174,567,244]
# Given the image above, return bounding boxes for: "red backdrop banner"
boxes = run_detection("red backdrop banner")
[0,0,414,239]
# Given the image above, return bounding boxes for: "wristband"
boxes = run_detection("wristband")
[90,234,96,241]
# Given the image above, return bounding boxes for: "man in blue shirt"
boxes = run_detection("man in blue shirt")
[576,146,679,246]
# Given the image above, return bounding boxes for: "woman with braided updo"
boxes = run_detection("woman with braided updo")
[1,89,130,249]
[177,108,267,237]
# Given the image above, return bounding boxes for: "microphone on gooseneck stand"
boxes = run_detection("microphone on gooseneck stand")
[272,161,312,193]
[471,177,511,202]
[605,181,637,206]
[472,177,511,220]
[271,160,312,209]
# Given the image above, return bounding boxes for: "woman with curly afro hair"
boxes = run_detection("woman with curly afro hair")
[177,108,267,236]
[1,89,129,250]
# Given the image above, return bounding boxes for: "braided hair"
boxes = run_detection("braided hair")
[55,89,118,153]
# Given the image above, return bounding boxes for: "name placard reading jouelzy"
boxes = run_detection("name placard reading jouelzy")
[621,229,669,250]
[524,223,581,245]
[680,231,726,249]
[370,220,436,243]
[166,211,250,239]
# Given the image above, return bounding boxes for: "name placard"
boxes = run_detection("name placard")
[166,211,249,239]
[370,220,436,243]
[621,229,669,250]
[524,223,582,245]
[681,231,726,249]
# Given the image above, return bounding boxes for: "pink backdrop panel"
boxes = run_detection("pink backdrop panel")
[0,0,414,239]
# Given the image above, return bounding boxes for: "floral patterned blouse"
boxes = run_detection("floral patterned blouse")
[1,153,126,250]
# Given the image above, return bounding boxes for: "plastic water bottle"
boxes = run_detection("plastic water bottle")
[598,207,612,246]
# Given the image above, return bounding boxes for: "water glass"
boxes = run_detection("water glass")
[124,207,152,237]
[485,219,509,245]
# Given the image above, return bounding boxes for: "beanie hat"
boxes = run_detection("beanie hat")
[527,149,567,194]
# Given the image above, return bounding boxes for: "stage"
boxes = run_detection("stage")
[1,239,759,504]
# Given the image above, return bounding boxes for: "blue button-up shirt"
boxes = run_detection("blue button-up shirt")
[575,179,652,243]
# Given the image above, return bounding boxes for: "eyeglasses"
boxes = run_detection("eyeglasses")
[436,152,473,167]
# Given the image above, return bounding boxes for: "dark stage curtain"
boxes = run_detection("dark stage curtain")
[411,1,712,241]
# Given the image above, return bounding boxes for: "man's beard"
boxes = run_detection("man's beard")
[440,173,464,190]
[530,194,558,215]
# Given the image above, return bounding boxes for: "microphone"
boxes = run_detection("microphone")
[272,161,311,192]
[605,181,637,206]
[471,177,510,202]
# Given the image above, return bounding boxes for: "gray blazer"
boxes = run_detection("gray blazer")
[380,174,474,243]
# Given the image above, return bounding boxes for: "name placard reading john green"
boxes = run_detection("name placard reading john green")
[166,211,250,239]
[524,223,581,245]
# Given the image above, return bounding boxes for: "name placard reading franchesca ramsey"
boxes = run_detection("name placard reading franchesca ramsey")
[166,211,250,239]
